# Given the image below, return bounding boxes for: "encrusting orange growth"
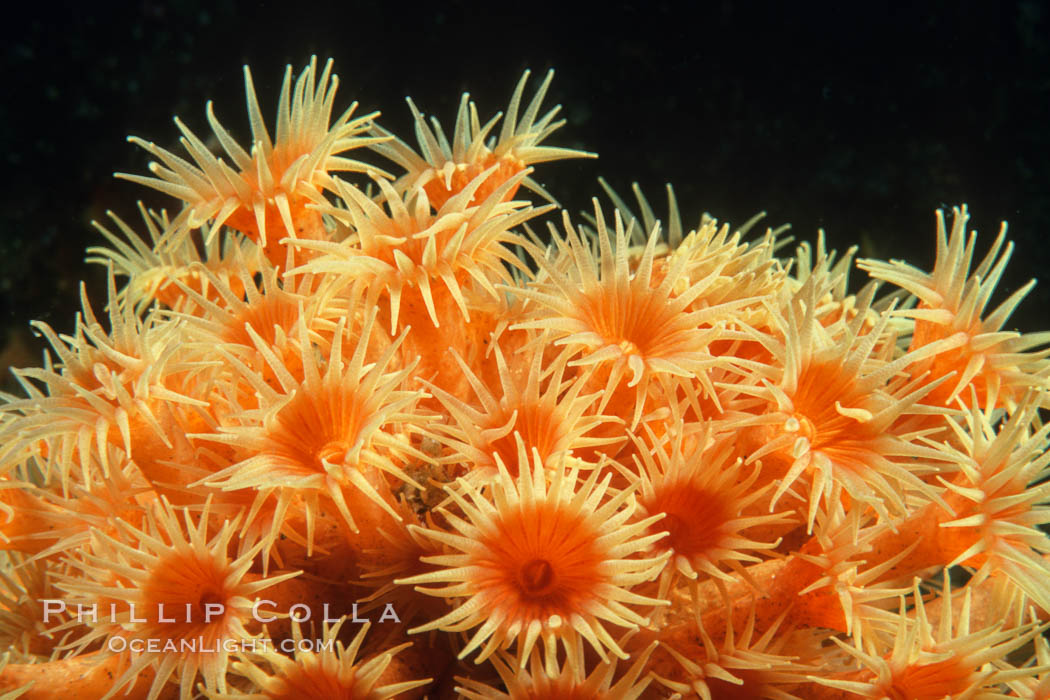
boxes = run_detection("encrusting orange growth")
[2,56,1049,698]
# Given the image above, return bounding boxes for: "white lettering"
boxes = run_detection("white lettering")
[204,603,225,623]
[379,604,401,623]
[40,599,66,623]
[288,603,310,622]
[252,599,277,623]
[77,604,97,624]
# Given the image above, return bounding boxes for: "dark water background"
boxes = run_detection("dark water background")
[2,1,1048,386]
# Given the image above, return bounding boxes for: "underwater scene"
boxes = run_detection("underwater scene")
[1,3,1048,698]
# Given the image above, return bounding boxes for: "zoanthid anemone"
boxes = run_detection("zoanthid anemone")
[368,69,595,208]
[815,579,1044,700]
[53,497,299,700]
[859,205,1050,414]
[648,598,812,700]
[596,178,786,333]
[0,551,67,656]
[86,203,260,314]
[626,423,790,596]
[290,167,547,331]
[211,620,431,700]
[167,261,312,353]
[512,202,747,429]
[164,259,324,396]
[191,300,426,543]
[733,261,960,530]
[455,637,658,699]
[422,342,609,480]
[0,450,148,561]
[395,442,670,672]
[928,392,1050,612]
[0,266,206,486]
[286,167,551,405]
[119,56,385,262]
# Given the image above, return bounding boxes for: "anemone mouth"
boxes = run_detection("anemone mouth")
[315,439,352,466]
[479,503,605,620]
[197,588,225,609]
[517,558,557,596]
[140,556,235,640]
[221,293,304,350]
[644,482,728,560]
[265,387,366,479]
[581,285,687,362]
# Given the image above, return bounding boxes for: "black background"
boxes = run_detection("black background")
[2,1,1048,385]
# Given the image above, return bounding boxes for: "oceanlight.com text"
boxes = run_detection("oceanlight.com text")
[106,636,336,654]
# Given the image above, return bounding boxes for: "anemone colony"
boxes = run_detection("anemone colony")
[0,57,1049,700]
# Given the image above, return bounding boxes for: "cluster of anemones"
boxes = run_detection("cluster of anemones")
[1,56,1048,699]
